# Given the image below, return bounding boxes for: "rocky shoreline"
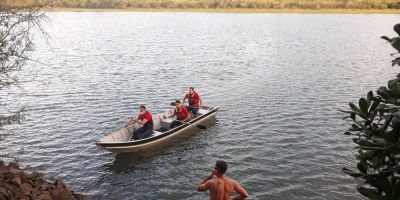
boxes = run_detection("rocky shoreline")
[0,161,82,200]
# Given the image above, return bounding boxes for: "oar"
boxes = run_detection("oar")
[170,102,200,110]
[162,114,207,130]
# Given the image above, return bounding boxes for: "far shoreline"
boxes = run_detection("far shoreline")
[51,7,400,14]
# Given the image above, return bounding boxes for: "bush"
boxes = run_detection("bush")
[342,24,400,200]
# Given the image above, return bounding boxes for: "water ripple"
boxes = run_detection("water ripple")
[1,12,399,199]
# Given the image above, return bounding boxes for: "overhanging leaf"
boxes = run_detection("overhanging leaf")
[392,57,400,67]
[358,187,385,200]
[369,99,381,113]
[342,167,364,178]
[381,35,391,42]
[376,175,392,199]
[360,98,369,115]
[357,161,368,174]
[350,102,361,114]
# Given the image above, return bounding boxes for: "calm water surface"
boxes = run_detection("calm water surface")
[1,12,400,199]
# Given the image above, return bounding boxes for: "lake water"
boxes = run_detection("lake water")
[1,12,400,199]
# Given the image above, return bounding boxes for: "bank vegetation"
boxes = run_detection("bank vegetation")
[52,0,400,9]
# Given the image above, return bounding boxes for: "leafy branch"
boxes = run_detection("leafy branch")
[0,0,50,127]
[342,24,400,200]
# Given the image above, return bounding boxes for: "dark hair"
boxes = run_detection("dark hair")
[139,105,146,109]
[175,100,181,104]
[215,160,228,174]
[189,87,194,90]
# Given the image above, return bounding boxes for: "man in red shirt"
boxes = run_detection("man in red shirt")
[169,100,190,129]
[182,87,202,116]
[125,105,154,140]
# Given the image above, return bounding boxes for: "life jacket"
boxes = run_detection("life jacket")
[187,92,200,107]
[175,106,189,121]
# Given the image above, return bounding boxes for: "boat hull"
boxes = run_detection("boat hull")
[96,107,218,153]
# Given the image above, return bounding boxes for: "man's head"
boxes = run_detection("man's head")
[175,100,182,108]
[139,105,146,114]
[189,87,195,95]
[214,160,228,176]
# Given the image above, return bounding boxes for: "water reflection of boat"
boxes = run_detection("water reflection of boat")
[96,106,218,153]
[102,152,155,174]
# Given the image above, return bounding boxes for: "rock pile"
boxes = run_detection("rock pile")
[0,162,82,200]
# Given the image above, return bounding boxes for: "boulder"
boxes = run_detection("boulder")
[11,176,21,186]
[9,168,20,174]
[0,168,7,175]
[27,172,42,181]
[7,162,19,170]
[0,187,8,198]
[0,161,82,200]
[55,179,66,188]
[40,184,50,191]
[4,183,18,195]
[20,183,32,195]
[37,193,52,200]
[31,188,42,196]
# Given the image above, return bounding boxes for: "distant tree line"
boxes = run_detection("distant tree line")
[53,0,400,9]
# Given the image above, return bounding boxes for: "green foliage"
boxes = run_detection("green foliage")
[53,0,400,9]
[342,24,400,200]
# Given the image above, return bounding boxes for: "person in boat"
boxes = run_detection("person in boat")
[169,100,190,129]
[182,87,202,116]
[125,105,154,140]
[197,160,248,200]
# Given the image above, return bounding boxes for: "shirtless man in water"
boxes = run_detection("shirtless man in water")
[197,160,248,200]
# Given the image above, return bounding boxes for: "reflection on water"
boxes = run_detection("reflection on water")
[104,152,157,174]
[1,12,400,199]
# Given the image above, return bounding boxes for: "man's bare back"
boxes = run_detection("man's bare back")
[206,177,247,200]
[198,160,248,200]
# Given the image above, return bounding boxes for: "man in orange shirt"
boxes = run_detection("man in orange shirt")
[198,160,248,200]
